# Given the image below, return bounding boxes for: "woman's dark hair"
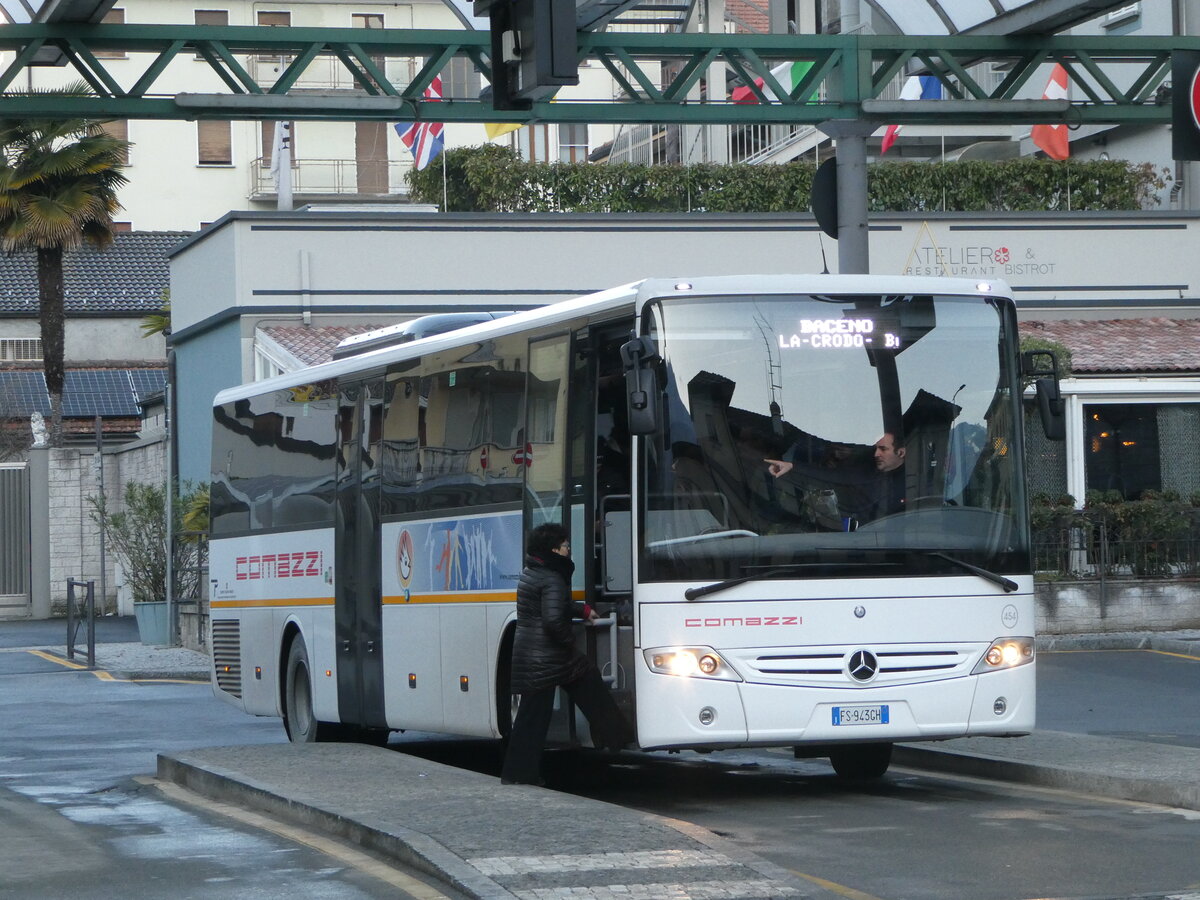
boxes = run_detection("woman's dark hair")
[528,522,568,558]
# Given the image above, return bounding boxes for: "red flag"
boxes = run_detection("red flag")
[1031,65,1070,160]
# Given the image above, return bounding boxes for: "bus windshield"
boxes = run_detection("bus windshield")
[640,292,1029,583]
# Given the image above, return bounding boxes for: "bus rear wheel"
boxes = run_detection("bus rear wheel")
[829,743,893,780]
[284,638,333,743]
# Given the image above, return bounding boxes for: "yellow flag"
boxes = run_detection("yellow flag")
[485,122,522,140]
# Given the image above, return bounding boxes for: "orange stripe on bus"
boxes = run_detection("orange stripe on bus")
[382,590,584,605]
[383,592,517,605]
[210,597,334,609]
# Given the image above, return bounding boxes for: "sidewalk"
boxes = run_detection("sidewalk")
[160,743,818,900]
[47,642,211,680]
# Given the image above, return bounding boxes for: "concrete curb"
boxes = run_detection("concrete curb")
[1036,631,1200,654]
[158,746,826,900]
[894,742,1200,811]
[158,752,518,900]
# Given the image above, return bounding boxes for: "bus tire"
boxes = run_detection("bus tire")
[283,638,331,744]
[829,742,892,780]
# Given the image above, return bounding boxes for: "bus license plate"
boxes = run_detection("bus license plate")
[832,705,889,726]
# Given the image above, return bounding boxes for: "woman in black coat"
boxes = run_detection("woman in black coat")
[500,522,631,785]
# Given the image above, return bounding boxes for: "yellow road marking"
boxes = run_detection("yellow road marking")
[21,650,206,684]
[1147,648,1200,662]
[143,777,452,899]
[27,649,89,669]
[788,868,888,900]
[1044,647,1200,662]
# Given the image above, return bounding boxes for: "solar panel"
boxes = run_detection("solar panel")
[128,369,168,402]
[0,371,50,416]
[63,370,139,417]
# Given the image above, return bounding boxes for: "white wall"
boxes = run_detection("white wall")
[1,317,164,362]
[3,0,469,230]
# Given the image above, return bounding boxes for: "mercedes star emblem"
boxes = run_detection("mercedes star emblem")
[847,649,879,682]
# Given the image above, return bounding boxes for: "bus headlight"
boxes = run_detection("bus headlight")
[645,647,742,681]
[971,637,1034,674]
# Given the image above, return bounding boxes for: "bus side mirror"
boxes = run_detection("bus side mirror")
[1022,350,1066,441]
[620,335,660,435]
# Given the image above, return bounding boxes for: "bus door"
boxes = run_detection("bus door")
[586,326,635,729]
[334,378,386,728]
[526,330,627,743]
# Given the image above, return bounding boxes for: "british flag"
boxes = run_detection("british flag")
[395,76,445,171]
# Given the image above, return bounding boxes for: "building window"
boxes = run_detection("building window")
[517,125,550,162]
[356,121,388,193]
[254,347,287,381]
[256,11,291,65]
[198,120,232,165]
[1024,403,1068,500]
[351,13,383,29]
[194,10,228,58]
[441,55,481,100]
[96,119,129,165]
[558,123,588,162]
[0,339,42,362]
[95,8,126,58]
[194,9,228,26]
[1084,403,1200,500]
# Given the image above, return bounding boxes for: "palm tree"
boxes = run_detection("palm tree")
[0,83,130,446]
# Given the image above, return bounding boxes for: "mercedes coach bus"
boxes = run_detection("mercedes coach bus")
[208,274,1063,778]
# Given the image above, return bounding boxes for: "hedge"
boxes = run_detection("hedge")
[407,145,1166,214]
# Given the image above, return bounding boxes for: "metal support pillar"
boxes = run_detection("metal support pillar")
[818,120,876,274]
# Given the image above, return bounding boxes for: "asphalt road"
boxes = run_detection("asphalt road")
[1037,647,1200,749]
[2,618,1198,900]
[395,647,1200,900]
[0,629,466,900]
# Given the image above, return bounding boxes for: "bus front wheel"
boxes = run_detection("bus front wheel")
[829,743,893,780]
[284,638,331,743]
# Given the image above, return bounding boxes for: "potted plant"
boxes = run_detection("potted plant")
[88,482,172,644]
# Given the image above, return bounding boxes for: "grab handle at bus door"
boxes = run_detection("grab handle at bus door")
[597,614,618,687]
[342,640,351,653]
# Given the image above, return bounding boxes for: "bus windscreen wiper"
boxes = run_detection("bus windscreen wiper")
[918,551,1018,593]
[685,552,1017,600]
[684,565,824,601]
[683,560,898,601]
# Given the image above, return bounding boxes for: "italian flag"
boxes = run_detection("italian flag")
[732,60,816,104]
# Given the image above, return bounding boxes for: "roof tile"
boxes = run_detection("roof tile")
[1019,318,1200,374]
[262,325,391,367]
[0,231,190,315]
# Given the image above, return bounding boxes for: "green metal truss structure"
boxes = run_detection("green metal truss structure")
[0,25,1191,126]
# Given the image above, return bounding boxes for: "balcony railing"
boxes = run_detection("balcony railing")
[249,157,414,200]
[246,53,415,92]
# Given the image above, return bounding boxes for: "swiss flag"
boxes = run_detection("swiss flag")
[1031,65,1070,160]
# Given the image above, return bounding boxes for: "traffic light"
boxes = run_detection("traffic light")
[475,0,579,110]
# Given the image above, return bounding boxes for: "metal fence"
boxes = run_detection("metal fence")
[174,529,209,650]
[1033,508,1200,581]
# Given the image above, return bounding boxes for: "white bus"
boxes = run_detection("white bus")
[208,274,1062,778]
